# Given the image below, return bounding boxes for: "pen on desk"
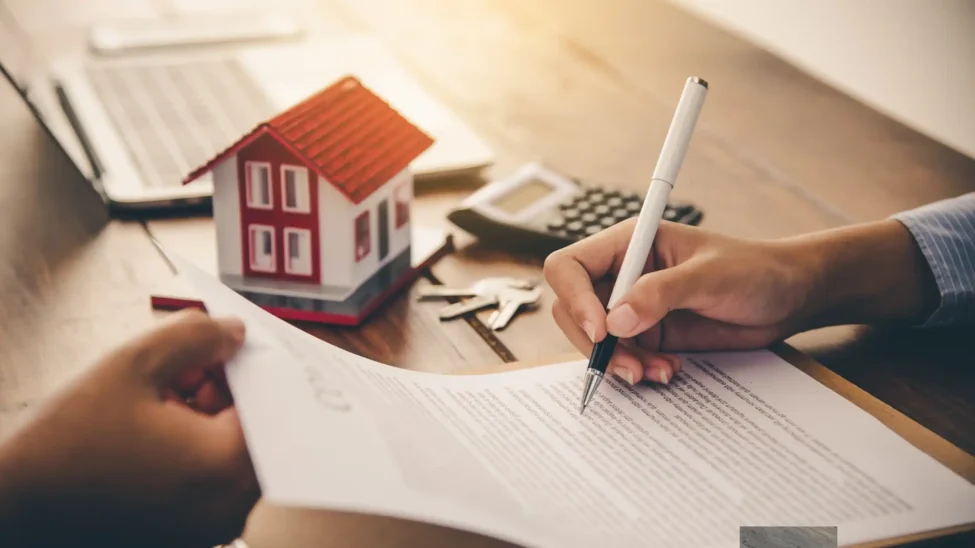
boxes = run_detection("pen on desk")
[579,76,708,415]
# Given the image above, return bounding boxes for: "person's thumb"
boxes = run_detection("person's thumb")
[605,262,706,338]
[133,310,246,385]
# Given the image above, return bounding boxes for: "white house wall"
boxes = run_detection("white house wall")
[349,167,412,291]
[212,155,242,277]
[388,168,413,257]
[317,175,353,288]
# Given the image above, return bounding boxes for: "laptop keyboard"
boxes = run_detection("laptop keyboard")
[85,57,275,188]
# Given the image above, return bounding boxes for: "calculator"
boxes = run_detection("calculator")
[447,162,703,255]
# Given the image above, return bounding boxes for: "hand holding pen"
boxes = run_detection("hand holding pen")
[544,76,943,412]
[573,77,708,412]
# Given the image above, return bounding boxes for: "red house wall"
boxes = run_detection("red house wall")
[236,132,321,284]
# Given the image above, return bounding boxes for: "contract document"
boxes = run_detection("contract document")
[179,260,975,548]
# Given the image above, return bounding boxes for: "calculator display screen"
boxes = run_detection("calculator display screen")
[491,179,555,214]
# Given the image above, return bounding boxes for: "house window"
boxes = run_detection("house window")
[281,165,310,213]
[248,225,275,272]
[355,210,370,262]
[394,182,410,228]
[245,162,272,209]
[284,228,312,275]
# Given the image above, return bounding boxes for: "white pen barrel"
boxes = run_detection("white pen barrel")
[607,180,672,308]
[605,77,707,310]
[651,78,708,185]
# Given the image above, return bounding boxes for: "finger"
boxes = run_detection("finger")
[551,298,595,356]
[209,368,234,405]
[632,348,679,385]
[163,387,183,403]
[187,407,260,547]
[193,380,233,415]
[134,310,245,385]
[605,261,706,338]
[668,353,683,374]
[170,402,252,484]
[198,407,253,480]
[627,326,681,382]
[544,220,637,342]
[606,340,654,386]
[553,298,643,385]
[173,368,208,394]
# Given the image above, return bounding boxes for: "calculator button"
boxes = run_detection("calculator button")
[606,196,623,208]
[581,212,598,224]
[547,218,566,231]
[600,216,617,228]
[565,221,585,234]
[593,204,610,216]
[584,225,602,236]
[588,191,605,202]
[562,209,580,220]
[614,208,631,220]
[625,200,642,213]
[574,200,593,212]
[664,208,679,221]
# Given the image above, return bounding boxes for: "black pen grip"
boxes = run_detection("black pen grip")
[586,335,619,374]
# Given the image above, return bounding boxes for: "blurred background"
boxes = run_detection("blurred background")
[674,0,975,159]
[4,0,972,161]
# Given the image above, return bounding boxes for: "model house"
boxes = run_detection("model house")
[181,76,434,302]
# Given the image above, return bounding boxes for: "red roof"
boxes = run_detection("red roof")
[183,76,434,204]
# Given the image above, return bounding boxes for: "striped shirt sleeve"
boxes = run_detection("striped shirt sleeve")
[890,192,975,327]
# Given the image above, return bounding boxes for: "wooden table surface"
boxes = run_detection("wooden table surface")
[1,0,972,546]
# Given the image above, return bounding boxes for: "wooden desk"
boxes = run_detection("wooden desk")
[0,0,972,545]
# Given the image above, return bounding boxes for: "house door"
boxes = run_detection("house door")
[378,199,389,260]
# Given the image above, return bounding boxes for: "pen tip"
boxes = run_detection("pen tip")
[579,404,585,415]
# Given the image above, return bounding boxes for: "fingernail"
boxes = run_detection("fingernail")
[606,304,639,336]
[218,317,246,345]
[645,368,670,384]
[582,320,597,342]
[611,367,634,385]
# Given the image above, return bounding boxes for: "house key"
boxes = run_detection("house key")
[416,277,535,300]
[486,286,543,330]
[417,277,537,320]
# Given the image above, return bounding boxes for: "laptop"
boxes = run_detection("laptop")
[0,8,495,211]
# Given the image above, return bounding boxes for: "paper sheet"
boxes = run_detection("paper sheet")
[178,259,975,548]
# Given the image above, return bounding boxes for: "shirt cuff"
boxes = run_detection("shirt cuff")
[890,193,975,328]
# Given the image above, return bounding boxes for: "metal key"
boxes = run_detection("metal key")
[486,286,544,330]
[416,277,535,300]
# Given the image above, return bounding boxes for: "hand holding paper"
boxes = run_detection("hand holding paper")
[0,309,259,548]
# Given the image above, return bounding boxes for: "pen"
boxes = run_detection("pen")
[579,76,708,414]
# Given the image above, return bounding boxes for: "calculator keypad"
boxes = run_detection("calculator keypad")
[545,187,701,240]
